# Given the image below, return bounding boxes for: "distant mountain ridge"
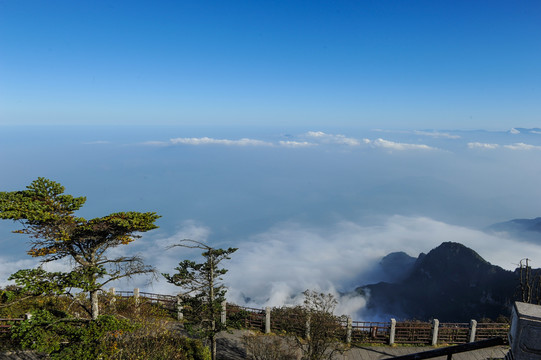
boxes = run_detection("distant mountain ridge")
[508,128,541,134]
[487,217,541,244]
[358,242,519,322]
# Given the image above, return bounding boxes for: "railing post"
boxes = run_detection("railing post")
[389,318,396,345]
[176,296,183,321]
[265,307,271,334]
[469,319,477,343]
[431,319,439,346]
[109,287,116,311]
[346,316,352,344]
[221,301,227,325]
[134,288,140,315]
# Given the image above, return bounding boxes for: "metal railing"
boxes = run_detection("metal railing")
[394,322,433,344]
[437,322,470,345]
[351,321,390,344]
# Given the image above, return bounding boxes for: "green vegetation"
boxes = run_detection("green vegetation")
[1,288,210,359]
[0,178,209,359]
[10,310,135,359]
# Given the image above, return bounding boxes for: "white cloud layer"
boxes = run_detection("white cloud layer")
[363,138,436,151]
[141,131,362,148]
[278,140,316,148]
[304,131,361,146]
[467,142,541,151]
[136,130,541,156]
[170,137,273,146]
[468,142,500,149]
[504,143,541,151]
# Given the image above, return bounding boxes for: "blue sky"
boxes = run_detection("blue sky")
[1,0,540,128]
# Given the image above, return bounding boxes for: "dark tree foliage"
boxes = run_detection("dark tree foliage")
[163,239,237,360]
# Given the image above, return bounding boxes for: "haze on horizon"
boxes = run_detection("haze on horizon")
[1,1,541,318]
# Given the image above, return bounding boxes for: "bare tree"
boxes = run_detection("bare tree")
[518,258,541,304]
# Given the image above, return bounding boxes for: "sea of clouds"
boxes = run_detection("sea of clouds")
[3,215,541,320]
[127,216,541,319]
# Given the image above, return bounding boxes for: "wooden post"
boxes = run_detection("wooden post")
[265,307,271,334]
[431,319,439,346]
[469,319,477,343]
[371,325,378,338]
[346,316,352,344]
[306,313,311,340]
[389,318,396,345]
[176,296,183,321]
[221,300,227,325]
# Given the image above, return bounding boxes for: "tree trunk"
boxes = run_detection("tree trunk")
[211,331,216,360]
[210,252,216,360]
[90,290,99,320]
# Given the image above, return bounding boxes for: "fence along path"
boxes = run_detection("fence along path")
[0,288,510,347]
[223,303,508,346]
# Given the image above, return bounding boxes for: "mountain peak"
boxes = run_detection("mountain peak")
[411,242,494,283]
[360,242,516,321]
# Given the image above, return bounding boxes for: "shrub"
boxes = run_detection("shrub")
[10,309,137,360]
[114,333,211,360]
